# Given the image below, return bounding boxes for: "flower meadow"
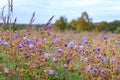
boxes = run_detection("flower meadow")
[0,28,120,80]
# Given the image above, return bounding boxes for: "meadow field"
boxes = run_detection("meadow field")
[0,28,120,80]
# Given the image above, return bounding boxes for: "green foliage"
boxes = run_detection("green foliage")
[96,21,108,31]
[54,16,68,30]
[107,20,120,32]
[70,11,95,31]
[114,26,120,33]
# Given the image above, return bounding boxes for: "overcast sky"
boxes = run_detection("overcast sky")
[0,0,120,24]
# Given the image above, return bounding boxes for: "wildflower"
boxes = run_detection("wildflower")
[0,40,3,45]
[103,36,107,40]
[100,70,106,76]
[67,41,75,48]
[44,53,52,58]
[66,59,71,64]
[117,66,120,71]
[79,45,84,51]
[48,25,53,29]
[49,70,55,74]
[96,48,100,52]
[57,48,62,54]
[110,58,117,63]
[82,38,88,44]
[80,51,85,55]
[86,65,91,73]
[25,54,29,58]
[4,68,9,74]
[93,68,97,73]
[53,38,60,44]
[18,44,25,50]
[103,58,107,63]
[63,64,68,69]
[29,44,34,49]
[4,42,9,47]
[27,39,32,44]
[98,54,102,59]
[52,57,57,62]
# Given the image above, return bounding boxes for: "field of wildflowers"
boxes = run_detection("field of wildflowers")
[0,28,120,80]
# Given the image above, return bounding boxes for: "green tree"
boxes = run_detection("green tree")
[96,21,108,31]
[70,11,95,31]
[54,16,68,30]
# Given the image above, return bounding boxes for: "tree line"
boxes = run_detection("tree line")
[54,12,120,33]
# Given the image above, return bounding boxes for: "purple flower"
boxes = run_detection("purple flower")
[44,53,52,58]
[18,44,25,50]
[27,39,32,44]
[97,48,100,52]
[103,36,107,40]
[100,70,106,76]
[93,68,98,73]
[29,44,34,49]
[57,48,62,54]
[82,38,88,44]
[48,25,53,29]
[66,59,71,64]
[86,66,91,73]
[103,58,107,63]
[98,54,102,59]
[63,64,68,69]
[53,38,59,44]
[25,54,29,58]
[80,51,85,55]
[67,41,75,48]
[110,58,117,63]
[49,70,55,74]
[0,40,3,45]
[79,45,84,51]
[4,42,9,47]
[23,36,27,40]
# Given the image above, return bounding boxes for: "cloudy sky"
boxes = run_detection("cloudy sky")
[0,0,120,24]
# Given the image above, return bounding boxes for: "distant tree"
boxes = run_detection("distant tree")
[81,11,90,22]
[107,20,120,32]
[70,11,95,31]
[96,21,108,31]
[54,16,68,30]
